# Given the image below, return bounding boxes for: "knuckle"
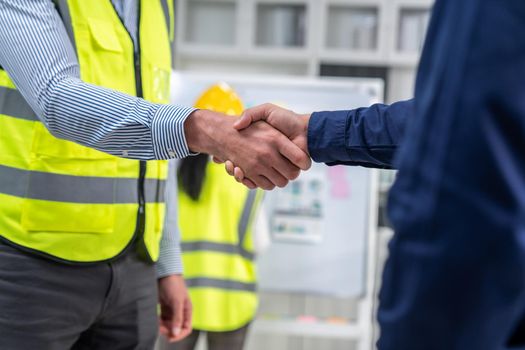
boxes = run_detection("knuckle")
[262,149,273,160]
[255,150,271,164]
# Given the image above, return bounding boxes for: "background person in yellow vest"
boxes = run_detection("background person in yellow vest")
[169,84,268,350]
[0,1,309,349]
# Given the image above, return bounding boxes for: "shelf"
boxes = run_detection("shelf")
[251,318,363,339]
[178,44,309,62]
[184,0,237,46]
[326,5,379,51]
[175,0,433,74]
[255,3,307,48]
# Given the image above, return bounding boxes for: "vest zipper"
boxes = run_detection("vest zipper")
[112,0,152,262]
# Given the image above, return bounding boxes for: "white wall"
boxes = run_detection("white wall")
[387,66,417,103]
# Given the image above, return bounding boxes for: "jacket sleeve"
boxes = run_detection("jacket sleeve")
[307,99,414,169]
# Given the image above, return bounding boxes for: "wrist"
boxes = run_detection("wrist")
[184,109,237,157]
[184,109,217,154]
[158,273,183,282]
[300,113,311,133]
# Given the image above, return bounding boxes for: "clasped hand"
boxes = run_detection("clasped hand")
[217,104,311,189]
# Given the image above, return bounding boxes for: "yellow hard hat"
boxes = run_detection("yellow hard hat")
[193,82,244,116]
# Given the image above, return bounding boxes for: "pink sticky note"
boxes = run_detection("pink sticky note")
[297,315,318,323]
[327,166,350,199]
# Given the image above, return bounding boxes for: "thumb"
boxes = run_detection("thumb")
[233,104,273,130]
[172,301,183,337]
[233,113,253,130]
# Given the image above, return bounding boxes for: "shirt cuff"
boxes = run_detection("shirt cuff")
[156,244,184,278]
[151,104,196,159]
[308,110,353,163]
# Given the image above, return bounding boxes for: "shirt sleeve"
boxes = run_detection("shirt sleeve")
[156,160,184,278]
[0,0,194,161]
[307,99,414,169]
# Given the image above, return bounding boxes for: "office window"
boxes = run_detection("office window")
[256,4,307,47]
[397,8,430,53]
[326,6,379,51]
[185,1,236,46]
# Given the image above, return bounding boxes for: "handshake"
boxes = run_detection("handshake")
[185,104,312,190]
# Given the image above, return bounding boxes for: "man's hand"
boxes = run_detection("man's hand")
[184,109,311,190]
[224,104,311,188]
[158,275,192,343]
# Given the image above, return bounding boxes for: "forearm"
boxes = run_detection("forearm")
[308,99,414,169]
[0,0,194,160]
[45,76,195,160]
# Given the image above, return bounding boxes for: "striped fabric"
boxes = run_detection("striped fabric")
[0,0,187,276]
[157,161,184,277]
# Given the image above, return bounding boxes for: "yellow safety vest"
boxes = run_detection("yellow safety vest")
[0,0,174,263]
[179,162,263,332]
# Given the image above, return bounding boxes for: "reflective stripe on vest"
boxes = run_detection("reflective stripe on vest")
[181,190,258,261]
[0,86,38,121]
[0,164,165,204]
[0,0,172,263]
[185,278,256,292]
[159,0,174,41]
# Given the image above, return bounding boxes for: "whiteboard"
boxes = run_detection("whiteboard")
[170,71,382,298]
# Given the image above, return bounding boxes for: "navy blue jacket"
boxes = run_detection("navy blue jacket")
[308,0,525,349]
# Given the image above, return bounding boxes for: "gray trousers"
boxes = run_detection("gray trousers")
[0,241,158,350]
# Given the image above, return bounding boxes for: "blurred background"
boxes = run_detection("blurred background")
[163,1,433,349]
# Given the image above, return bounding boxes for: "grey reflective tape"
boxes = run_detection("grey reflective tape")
[0,165,27,200]
[0,164,165,204]
[160,0,171,40]
[53,0,77,54]
[117,177,166,204]
[237,190,258,245]
[144,177,166,204]
[0,86,38,121]
[181,241,255,261]
[185,277,256,292]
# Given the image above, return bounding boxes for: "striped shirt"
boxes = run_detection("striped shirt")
[0,0,187,276]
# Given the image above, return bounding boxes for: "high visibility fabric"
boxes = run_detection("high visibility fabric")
[0,0,172,263]
[179,161,263,332]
